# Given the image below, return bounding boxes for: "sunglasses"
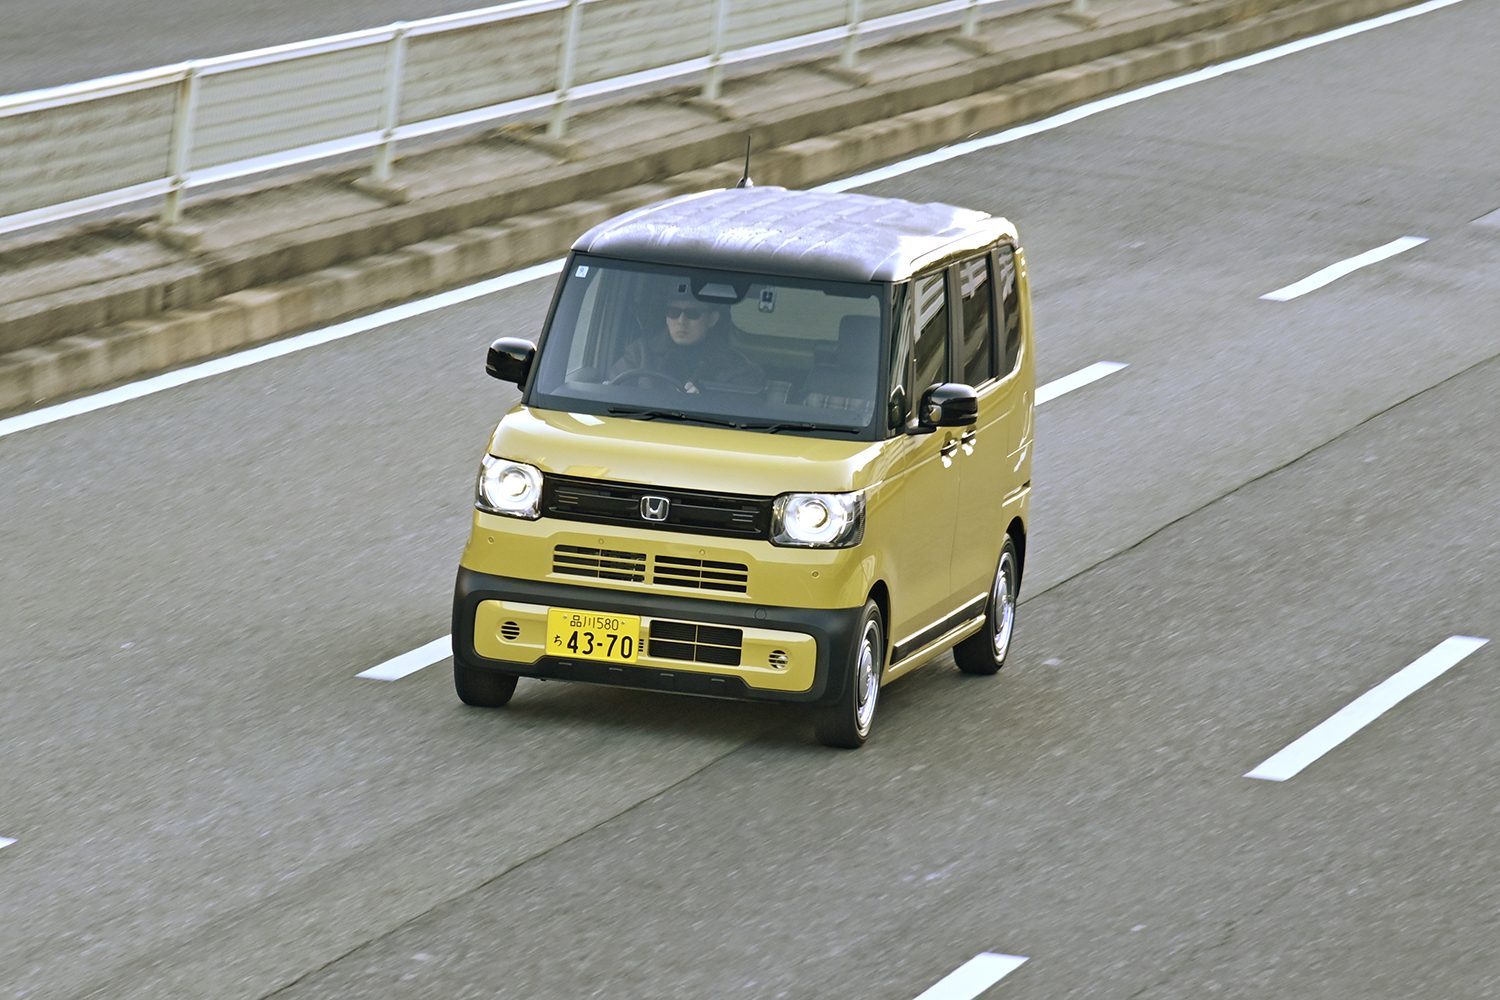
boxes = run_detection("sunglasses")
[665,306,707,320]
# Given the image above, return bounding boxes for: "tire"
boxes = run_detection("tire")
[953,535,1019,676]
[454,658,519,707]
[814,600,884,748]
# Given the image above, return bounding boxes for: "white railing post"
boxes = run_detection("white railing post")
[702,0,732,102]
[160,64,201,226]
[962,0,982,36]
[840,0,865,72]
[369,24,409,184]
[548,0,584,139]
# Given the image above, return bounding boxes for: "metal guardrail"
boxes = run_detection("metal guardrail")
[0,0,1009,238]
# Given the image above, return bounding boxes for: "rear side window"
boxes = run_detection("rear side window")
[957,254,994,385]
[997,247,1022,376]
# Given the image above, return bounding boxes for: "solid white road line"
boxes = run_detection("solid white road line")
[913,953,1028,1000]
[0,260,564,441]
[357,636,453,680]
[1,0,1470,442]
[817,0,1470,194]
[1036,362,1127,405]
[1246,636,1489,781]
[1259,236,1427,301]
[0,837,16,850]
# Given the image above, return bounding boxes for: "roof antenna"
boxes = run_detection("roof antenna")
[736,135,754,189]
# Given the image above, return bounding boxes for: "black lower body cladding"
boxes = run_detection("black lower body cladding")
[452,566,865,703]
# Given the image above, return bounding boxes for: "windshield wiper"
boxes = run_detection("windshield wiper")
[608,408,859,434]
[607,407,738,429]
[747,421,861,434]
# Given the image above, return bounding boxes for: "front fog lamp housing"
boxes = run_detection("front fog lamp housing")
[476,456,543,519]
[771,492,865,548]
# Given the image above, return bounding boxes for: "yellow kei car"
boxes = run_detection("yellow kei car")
[452,186,1034,747]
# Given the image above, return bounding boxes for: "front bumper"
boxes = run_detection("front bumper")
[453,566,864,703]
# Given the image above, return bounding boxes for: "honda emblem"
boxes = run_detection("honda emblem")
[640,496,670,521]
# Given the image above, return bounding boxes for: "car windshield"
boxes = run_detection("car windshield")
[527,254,889,438]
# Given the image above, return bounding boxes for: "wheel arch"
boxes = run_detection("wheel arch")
[867,579,892,656]
[1006,516,1026,589]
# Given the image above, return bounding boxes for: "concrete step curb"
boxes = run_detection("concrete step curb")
[1,0,1423,416]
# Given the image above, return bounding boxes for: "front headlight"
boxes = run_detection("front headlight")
[771,492,865,548]
[476,456,543,519]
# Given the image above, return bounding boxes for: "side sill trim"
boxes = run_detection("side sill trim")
[885,615,986,683]
[892,593,986,663]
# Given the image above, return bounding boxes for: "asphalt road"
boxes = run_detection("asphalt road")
[3,1,1499,998]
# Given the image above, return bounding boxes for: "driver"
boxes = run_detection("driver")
[609,294,763,393]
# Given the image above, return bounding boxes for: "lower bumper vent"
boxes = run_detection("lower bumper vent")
[648,620,743,667]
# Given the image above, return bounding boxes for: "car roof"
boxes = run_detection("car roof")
[571,187,1017,283]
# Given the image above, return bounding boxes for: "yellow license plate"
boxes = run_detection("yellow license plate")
[546,608,641,663]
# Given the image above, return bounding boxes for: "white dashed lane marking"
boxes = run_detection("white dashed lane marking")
[357,636,452,680]
[0,837,16,850]
[1260,236,1427,301]
[912,953,1028,1000]
[1247,636,1488,781]
[1036,362,1127,404]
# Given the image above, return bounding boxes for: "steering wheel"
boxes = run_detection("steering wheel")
[607,368,684,391]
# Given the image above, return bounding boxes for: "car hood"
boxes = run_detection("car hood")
[488,406,889,495]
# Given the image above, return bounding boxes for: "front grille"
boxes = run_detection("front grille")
[648,620,743,666]
[552,545,647,582]
[543,475,772,540]
[653,555,749,593]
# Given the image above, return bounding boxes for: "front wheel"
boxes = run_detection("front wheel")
[814,600,885,748]
[953,535,1019,676]
[454,658,518,707]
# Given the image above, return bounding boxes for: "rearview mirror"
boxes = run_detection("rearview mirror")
[486,338,536,385]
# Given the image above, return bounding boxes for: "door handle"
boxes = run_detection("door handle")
[940,436,960,460]
[960,428,977,455]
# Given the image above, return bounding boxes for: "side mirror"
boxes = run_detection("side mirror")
[916,383,978,430]
[486,338,536,385]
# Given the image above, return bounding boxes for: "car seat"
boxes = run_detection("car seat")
[800,315,880,417]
